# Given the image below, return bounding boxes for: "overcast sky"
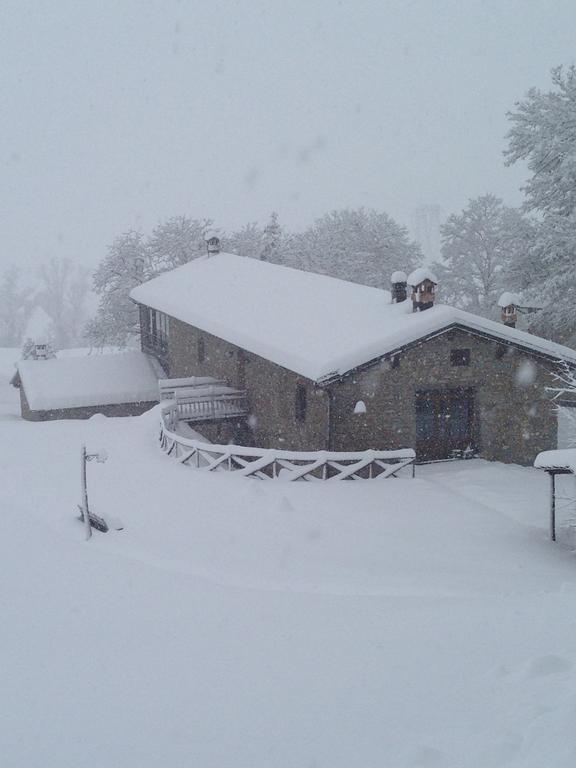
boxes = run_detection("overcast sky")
[1,0,575,274]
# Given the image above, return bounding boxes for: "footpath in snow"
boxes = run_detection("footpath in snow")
[1,348,576,768]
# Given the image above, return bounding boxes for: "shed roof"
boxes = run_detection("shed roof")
[17,351,159,412]
[130,253,576,382]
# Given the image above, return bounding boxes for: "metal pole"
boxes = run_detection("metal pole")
[550,472,556,543]
[81,444,92,540]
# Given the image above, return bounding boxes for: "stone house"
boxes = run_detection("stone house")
[130,250,576,465]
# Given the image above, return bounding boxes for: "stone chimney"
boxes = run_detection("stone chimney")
[205,233,221,256]
[390,271,408,303]
[407,267,438,312]
[498,292,520,328]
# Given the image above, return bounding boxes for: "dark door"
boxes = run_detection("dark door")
[415,388,475,461]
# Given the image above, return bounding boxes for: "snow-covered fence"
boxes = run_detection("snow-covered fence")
[160,403,415,481]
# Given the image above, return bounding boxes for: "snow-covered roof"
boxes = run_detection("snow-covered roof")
[407,267,438,286]
[390,270,407,284]
[534,449,576,473]
[130,253,576,382]
[17,352,160,411]
[498,292,522,308]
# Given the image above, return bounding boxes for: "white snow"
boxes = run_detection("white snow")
[534,448,576,472]
[353,399,367,414]
[131,253,576,381]
[407,265,438,286]
[0,363,576,766]
[499,291,522,308]
[390,269,407,283]
[17,351,160,411]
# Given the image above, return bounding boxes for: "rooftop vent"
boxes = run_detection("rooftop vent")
[407,267,438,312]
[498,292,521,328]
[205,233,221,255]
[390,270,408,304]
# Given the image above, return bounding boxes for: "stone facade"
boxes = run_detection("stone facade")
[141,308,560,466]
[328,328,557,465]
[166,317,329,450]
[19,386,157,422]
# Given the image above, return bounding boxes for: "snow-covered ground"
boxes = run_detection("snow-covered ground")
[1,348,576,767]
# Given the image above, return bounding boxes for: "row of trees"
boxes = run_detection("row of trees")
[77,65,576,349]
[0,259,90,349]
[87,209,424,347]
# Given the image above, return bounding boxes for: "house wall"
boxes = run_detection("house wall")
[139,305,559,465]
[166,317,330,450]
[327,328,558,465]
[19,386,157,422]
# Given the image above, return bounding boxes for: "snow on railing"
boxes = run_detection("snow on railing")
[159,402,415,481]
[159,377,248,423]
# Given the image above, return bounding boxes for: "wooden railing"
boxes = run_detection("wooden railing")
[159,377,248,423]
[159,402,415,481]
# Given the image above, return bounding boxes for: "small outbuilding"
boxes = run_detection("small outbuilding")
[16,351,160,421]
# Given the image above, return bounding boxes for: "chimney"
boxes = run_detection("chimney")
[34,343,49,360]
[407,267,438,312]
[390,271,408,303]
[205,233,221,256]
[498,292,520,328]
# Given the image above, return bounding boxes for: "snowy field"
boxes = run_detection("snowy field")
[1,349,576,767]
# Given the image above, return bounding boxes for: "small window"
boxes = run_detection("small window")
[391,354,400,369]
[197,337,206,363]
[451,349,470,367]
[295,384,307,422]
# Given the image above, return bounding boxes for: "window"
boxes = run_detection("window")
[197,337,206,363]
[451,349,470,367]
[391,354,400,369]
[295,384,307,422]
[142,307,169,365]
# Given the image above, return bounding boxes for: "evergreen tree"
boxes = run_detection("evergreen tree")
[260,212,283,262]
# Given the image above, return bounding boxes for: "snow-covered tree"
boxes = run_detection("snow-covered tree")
[88,217,214,347]
[434,195,534,316]
[505,66,576,342]
[260,211,283,262]
[286,208,421,288]
[37,257,90,348]
[223,222,264,259]
[87,231,149,348]
[0,267,32,346]
[147,216,212,270]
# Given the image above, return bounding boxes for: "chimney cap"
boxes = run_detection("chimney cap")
[205,232,221,254]
[498,291,522,308]
[407,267,438,287]
[391,270,408,284]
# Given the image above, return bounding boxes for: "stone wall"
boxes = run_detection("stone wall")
[167,318,329,451]
[19,386,157,422]
[144,310,560,465]
[328,328,558,465]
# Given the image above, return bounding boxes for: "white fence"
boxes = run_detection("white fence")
[160,402,415,481]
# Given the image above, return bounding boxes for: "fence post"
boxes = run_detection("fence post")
[80,444,92,540]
